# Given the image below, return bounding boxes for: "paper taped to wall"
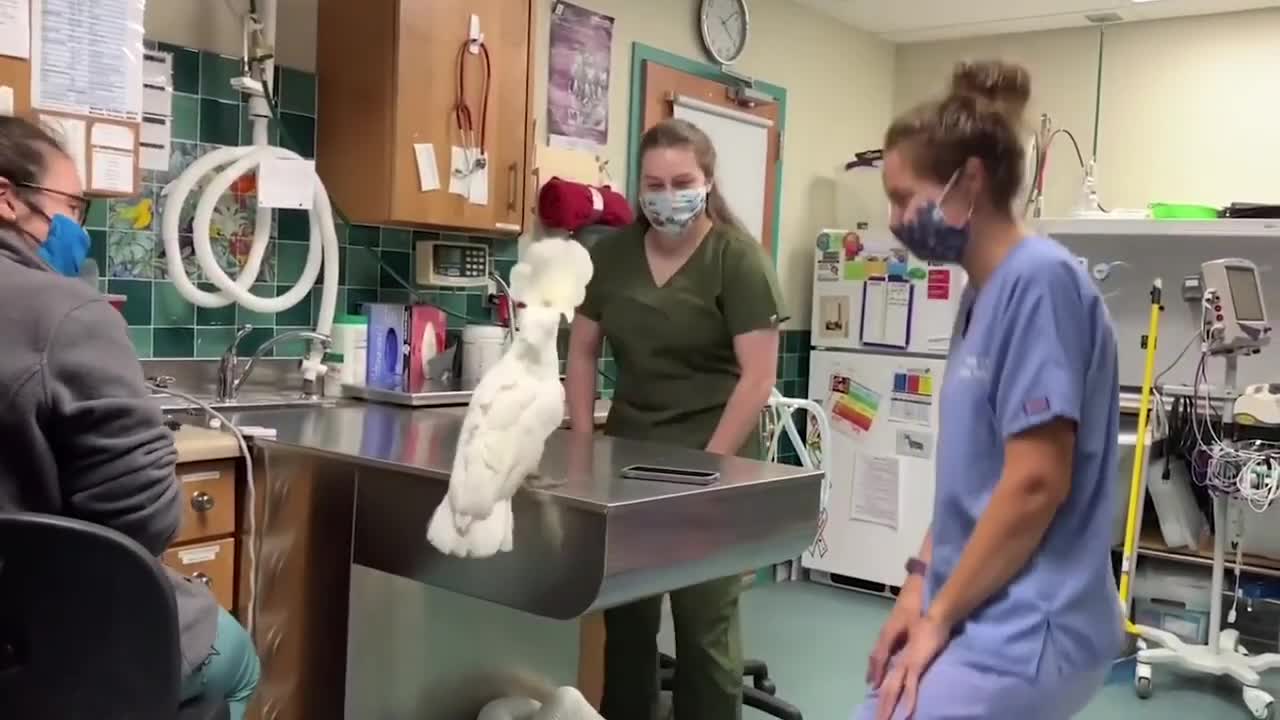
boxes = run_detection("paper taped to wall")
[851,454,900,530]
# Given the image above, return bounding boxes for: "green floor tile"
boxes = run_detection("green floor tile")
[199,98,240,147]
[107,279,153,326]
[279,67,316,115]
[171,93,199,142]
[196,327,237,358]
[199,51,241,103]
[162,44,201,95]
[153,280,195,326]
[152,326,196,358]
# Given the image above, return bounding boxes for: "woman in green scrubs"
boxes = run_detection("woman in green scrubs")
[565,117,784,720]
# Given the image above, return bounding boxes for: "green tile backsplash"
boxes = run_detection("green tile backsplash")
[105,42,516,362]
[110,42,802,409]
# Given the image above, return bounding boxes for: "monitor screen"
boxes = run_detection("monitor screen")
[1227,266,1265,322]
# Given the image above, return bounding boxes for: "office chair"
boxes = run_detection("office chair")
[659,651,803,719]
[0,512,229,719]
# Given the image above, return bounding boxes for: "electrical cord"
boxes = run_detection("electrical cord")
[149,385,260,636]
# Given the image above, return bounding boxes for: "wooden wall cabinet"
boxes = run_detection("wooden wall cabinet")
[316,0,536,236]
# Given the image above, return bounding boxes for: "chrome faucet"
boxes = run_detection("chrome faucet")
[489,271,517,345]
[217,326,334,402]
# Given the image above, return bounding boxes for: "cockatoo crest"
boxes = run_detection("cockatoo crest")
[508,237,593,322]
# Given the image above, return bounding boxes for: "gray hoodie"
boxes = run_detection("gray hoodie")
[0,227,218,676]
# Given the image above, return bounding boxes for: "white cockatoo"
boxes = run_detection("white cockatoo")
[476,686,604,720]
[426,237,594,558]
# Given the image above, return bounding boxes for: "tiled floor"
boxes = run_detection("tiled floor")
[656,581,1272,719]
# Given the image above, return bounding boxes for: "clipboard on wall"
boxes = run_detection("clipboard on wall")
[859,276,913,350]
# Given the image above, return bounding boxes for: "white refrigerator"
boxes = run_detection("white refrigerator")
[803,228,966,591]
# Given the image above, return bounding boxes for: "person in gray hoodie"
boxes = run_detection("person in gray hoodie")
[0,116,260,717]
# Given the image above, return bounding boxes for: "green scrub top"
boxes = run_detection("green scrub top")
[578,221,785,456]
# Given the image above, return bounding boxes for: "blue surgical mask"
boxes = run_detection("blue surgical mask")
[890,172,972,264]
[37,214,92,277]
[640,187,708,236]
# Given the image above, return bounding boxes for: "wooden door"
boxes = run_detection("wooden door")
[390,0,533,235]
[641,63,781,254]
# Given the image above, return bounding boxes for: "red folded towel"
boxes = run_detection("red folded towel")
[537,176,633,231]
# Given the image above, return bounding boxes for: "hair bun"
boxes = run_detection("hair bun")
[950,60,1031,125]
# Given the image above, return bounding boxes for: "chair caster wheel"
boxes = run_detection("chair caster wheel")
[1135,676,1152,700]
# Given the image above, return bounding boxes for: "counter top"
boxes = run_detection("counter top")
[225,402,822,618]
[172,423,242,464]
[227,404,810,511]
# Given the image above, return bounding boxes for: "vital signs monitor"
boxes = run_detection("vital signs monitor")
[1201,258,1272,355]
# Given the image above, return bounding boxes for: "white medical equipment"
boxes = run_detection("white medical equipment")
[159,0,339,388]
[1133,258,1280,719]
[416,240,492,287]
[1201,259,1273,356]
[762,389,832,573]
[1236,384,1280,427]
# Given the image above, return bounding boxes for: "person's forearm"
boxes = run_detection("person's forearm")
[926,472,1063,628]
[705,372,774,455]
[917,529,933,564]
[565,350,599,433]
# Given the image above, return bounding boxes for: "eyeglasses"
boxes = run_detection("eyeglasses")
[16,182,89,225]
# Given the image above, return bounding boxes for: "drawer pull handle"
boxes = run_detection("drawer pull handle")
[191,491,215,513]
[191,572,212,587]
[507,162,518,213]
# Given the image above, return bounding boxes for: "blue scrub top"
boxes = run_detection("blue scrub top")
[927,235,1124,680]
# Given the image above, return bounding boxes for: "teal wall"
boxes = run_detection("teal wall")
[98,41,519,362]
[104,41,808,440]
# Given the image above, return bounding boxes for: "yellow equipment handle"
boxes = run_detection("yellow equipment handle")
[1118,279,1164,635]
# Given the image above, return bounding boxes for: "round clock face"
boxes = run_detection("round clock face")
[700,0,749,66]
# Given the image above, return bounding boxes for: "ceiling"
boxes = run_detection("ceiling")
[789,0,1280,43]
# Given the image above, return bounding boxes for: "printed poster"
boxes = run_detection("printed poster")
[826,370,881,439]
[547,2,613,153]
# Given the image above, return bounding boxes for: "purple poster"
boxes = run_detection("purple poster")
[547,1,613,152]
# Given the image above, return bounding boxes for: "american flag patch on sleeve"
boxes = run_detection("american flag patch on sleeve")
[1024,397,1051,415]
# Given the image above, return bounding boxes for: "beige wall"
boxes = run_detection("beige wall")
[893,8,1280,217]
[145,0,896,329]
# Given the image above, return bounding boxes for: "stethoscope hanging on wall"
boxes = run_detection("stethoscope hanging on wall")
[453,36,492,179]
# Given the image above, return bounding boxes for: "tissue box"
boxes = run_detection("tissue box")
[407,305,448,393]
[365,303,408,391]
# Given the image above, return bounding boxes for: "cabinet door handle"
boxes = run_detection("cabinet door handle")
[191,491,215,513]
[191,572,212,587]
[507,162,518,213]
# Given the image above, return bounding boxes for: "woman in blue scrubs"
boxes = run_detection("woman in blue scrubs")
[853,60,1124,720]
